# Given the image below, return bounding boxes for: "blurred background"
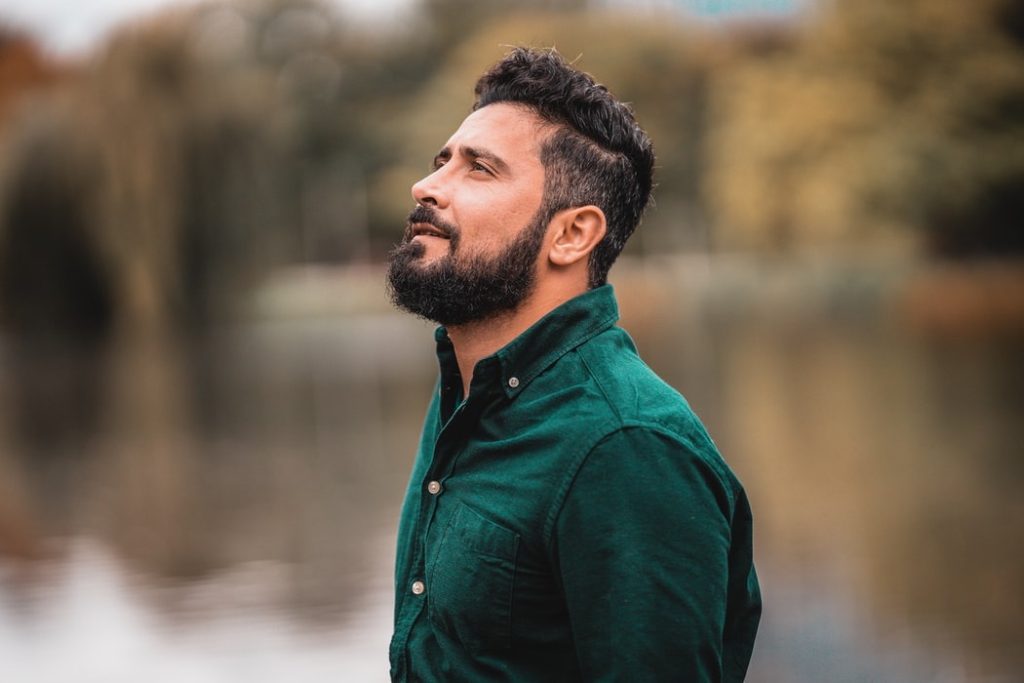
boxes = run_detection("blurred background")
[0,0,1022,681]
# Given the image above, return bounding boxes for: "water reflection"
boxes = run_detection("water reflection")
[0,537,395,682]
[0,257,1021,682]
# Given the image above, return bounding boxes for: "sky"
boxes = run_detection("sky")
[0,0,414,56]
[0,0,800,57]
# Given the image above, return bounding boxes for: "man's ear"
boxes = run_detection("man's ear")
[548,206,606,267]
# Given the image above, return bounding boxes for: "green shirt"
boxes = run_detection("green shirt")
[390,285,761,682]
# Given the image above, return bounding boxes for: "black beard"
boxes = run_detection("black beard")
[386,209,547,327]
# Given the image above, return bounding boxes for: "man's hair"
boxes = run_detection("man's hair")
[473,47,655,288]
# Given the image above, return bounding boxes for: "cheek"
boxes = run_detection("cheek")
[450,176,544,250]
[468,186,542,235]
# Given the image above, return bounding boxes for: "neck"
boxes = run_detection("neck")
[447,282,586,397]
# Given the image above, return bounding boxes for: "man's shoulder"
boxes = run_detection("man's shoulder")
[569,327,748,507]
[519,322,718,459]
[570,326,699,431]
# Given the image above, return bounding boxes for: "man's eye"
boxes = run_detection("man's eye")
[471,161,492,174]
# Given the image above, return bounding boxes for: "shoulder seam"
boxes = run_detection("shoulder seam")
[577,347,625,426]
[541,423,736,554]
[541,426,623,550]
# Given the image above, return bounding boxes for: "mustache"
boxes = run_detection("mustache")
[404,205,459,241]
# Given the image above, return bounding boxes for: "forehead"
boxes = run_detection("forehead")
[444,103,550,162]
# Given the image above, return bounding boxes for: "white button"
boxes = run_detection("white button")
[411,580,425,595]
[427,481,442,495]
[508,376,520,388]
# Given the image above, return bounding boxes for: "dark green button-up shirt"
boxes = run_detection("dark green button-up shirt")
[390,285,761,682]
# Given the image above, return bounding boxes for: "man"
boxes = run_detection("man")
[386,47,761,682]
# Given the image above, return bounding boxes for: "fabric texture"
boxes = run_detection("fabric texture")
[390,285,761,682]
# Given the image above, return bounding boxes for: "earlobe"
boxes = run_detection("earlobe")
[548,206,607,267]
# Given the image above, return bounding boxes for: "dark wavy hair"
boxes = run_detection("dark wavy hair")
[473,47,655,288]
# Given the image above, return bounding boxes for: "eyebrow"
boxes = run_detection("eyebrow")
[433,144,511,175]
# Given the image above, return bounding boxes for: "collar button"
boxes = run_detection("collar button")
[508,376,520,388]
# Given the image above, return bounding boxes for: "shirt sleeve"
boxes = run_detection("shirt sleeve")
[550,426,735,682]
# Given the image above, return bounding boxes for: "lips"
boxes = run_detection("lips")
[406,206,457,245]
[410,222,450,239]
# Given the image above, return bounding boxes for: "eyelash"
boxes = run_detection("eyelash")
[432,159,492,175]
[471,161,492,174]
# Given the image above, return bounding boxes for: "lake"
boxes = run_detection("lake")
[1,255,1021,682]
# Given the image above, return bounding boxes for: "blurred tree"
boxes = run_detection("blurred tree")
[0,29,68,131]
[0,33,101,455]
[704,0,1024,256]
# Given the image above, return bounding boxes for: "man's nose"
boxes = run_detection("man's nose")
[411,169,449,209]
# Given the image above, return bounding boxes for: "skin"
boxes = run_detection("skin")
[409,103,608,396]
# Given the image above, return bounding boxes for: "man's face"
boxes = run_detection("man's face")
[386,103,551,326]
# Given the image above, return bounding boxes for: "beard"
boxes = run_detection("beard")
[386,205,548,326]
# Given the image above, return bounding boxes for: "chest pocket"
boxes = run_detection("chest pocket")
[426,501,519,652]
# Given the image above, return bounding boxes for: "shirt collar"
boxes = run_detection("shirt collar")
[434,284,620,401]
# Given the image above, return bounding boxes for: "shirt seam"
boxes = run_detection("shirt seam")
[578,349,624,425]
[538,340,627,545]
[541,422,736,552]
